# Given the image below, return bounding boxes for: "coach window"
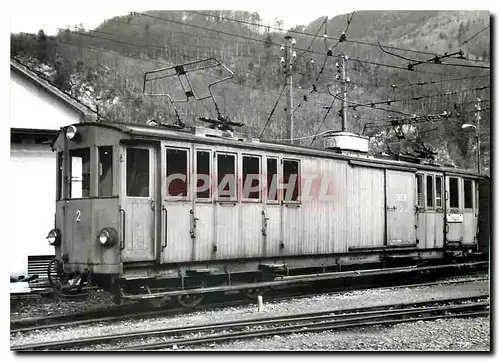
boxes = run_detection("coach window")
[57,152,63,200]
[449,177,460,209]
[98,146,113,197]
[435,176,443,208]
[416,174,424,208]
[196,151,211,199]
[464,179,474,209]
[267,158,278,202]
[126,148,149,197]
[242,155,261,200]
[217,153,236,199]
[426,175,434,209]
[69,148,90,198]
[283,159,300,202]
[166,148,188,197]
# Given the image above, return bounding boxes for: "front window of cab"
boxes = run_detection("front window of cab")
[98,146,113,197]
[69,148,91,198]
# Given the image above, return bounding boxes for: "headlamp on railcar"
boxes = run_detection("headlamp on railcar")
[47,229,61,246]
[65,125,78,140]
[97,228,118,247]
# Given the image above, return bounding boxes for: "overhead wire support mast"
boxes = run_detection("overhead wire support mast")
[281,35,297,144]
[333,54,350,132]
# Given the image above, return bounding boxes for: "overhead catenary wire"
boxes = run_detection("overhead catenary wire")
[50,13,491,136]
[259,85,287,138]
[309,98,337,145]
[351,74,489,89]
[290,12,356,118]
[130,12,463,77]
[55,38,339,121]
[183,10,486,63]
[347,85,490,109]
[458,24,490,47]
[56,36,491,124]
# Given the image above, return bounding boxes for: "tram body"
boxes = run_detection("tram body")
[47,121,486,298]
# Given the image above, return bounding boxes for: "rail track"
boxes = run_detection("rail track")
[11,273,488,334]
[11,295,489,351]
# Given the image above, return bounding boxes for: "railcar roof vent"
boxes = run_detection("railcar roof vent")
[194,126,256,143]
[322,131,369,153]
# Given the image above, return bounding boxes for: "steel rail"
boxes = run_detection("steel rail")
[11,295,488,351]
[129,310,489,350]
[10,275,488,333]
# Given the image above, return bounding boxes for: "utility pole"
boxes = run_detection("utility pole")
[281,35,296,144]
[475,98,481,174]
[335,54,350,132]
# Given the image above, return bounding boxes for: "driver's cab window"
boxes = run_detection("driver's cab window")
[98,146,113,197]
[69,148,90,198]
[126,148,150,197]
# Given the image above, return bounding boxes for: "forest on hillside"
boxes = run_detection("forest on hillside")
[10,10,491,173]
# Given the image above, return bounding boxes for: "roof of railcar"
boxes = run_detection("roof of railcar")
[62,121,487,179]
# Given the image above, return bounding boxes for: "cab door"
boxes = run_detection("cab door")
[415,173,445,249]
[445,176,464,244]
[385,170,416,246]
[263,156,282,257]
[120,145,156,262]
[160,144,193,263]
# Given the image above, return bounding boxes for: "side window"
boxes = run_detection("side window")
[416,174,424,208]
[283,159,300,202]
[435,176,443,208]
[57,152,63,200]
[217,153,236,199]
[464,179,473,209]
[98,146,113,197]
[267,158,278,202]
[69,148,90,198]
[196,151,211,199]
[166,148,188,197]
[449,177,459,208]
[426,175,434,208]
[126,148,150,197]
[242,155,261,200]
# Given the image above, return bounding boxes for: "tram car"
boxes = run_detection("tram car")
[45,59,489,306]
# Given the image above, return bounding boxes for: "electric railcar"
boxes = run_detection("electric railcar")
[46,120,488,306]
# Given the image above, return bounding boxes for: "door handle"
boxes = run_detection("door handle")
[150,199,155,211]
[162,206,167,250]
[190,209,198,239]
[386,206,397,211]
[119,208,125,250]
[262,210,269,237]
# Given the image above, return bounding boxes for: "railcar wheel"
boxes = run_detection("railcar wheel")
[47,259,63,287]
[176,293,205,308]
[240,278,268,300]
[176,280,206,308]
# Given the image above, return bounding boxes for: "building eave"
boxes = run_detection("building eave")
[10,58,98,123]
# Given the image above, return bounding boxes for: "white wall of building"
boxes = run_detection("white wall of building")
[9,68,85,276]
[10,71,81,130]
[10,144,56,276]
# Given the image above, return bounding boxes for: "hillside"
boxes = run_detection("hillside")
[10,10,491,173]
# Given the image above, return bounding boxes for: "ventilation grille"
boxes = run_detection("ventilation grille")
[27,255,54,280]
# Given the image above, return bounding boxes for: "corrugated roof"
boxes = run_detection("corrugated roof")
[10,58,98,123]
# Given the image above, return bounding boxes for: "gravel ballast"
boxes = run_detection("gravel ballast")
[182,316,490,351]
[10,279,489,350]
